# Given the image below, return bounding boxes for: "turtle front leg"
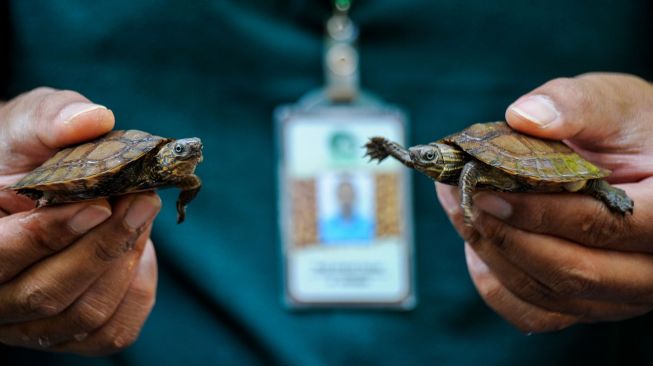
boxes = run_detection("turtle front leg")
[581,179,634,215]
[458,160,521,225]
[175,175,201,224]
[364,137,414,168]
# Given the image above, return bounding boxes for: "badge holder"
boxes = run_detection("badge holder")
[275,2,415,310]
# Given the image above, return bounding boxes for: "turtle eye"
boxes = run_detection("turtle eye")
[174,144,185,155]
[423,150,436,161]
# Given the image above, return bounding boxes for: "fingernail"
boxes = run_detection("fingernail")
[124,195,161,230]
[69,205,112,234]
[59,103,107,124]
[37,336,51,348]
[465,244,489,275]
[474,193,512,219]
[73,333,88,341]
[509,95,559,127]
[436,183,460,214]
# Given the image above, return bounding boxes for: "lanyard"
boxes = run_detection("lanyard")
[325,0,359,102]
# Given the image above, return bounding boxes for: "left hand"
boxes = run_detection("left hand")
[436,73,653,333]
[0,88,159,355]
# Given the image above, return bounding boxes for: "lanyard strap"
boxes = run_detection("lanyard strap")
[325,0,359,102]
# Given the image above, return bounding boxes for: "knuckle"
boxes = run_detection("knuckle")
[94,241,127,262]
[18,212,68,253]
[510,274,556,304]
[32,91,57,122]
[28,86,57,97]
[479,220,511,251]
[509,275,600,319]
[94,226,142,262]
[112,329,140,350]
[544,77,576,93]
[515,311,576,334]
[545,77,594,113]
[549,263,599,297]
[477,278,503,303]
[17,285,65,317]
[580,206,629,247]
[127,278,157,311]
[50,89,84,105]
[32,89,84,122]
[525,203,549,233]
[97,327,140,354]
[0,268,9,284]
[131,286,156,310]
[72,300,115,332]
[462,226,482,247]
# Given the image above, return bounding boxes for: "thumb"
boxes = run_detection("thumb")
[0,87,114,174]
[505,73,653,151]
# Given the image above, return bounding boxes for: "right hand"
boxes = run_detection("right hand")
[0,88,160,355]
[436,73,653,333]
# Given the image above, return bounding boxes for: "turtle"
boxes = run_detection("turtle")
[364,121,633,225]
[8,129,203,224]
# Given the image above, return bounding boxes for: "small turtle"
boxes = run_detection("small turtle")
[9,130,203,224]
[365,121,633,224]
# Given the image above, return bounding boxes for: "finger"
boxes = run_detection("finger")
[0,226,152,349]
[436,184,647,327]
[472,179,653,253]
[437,184,585,321]
[436,182,460,217]
[505,73,653,181]
[0,189,37,215]
[0,200,111,284]
[53,239,158,356]
[470,209,653,303]
[0,87,114,177]
[439,182,653,304]
[0,192,160,323]
[465,243,579,333]
[463,216,651,321]
[505,73,653,144]
[436,182,484,241]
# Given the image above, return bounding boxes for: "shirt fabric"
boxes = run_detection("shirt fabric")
[1,1,653,365]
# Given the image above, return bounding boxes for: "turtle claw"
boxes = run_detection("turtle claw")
[606,186,634,215]
[363,136,416,169]
[584,179,634,215]
[363,137,392,163]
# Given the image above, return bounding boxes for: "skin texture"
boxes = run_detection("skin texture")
[152,138,203,223]
[0,88,159,355]
[10,131,202,224]
[436,73,653,333]
[365,124,633,225]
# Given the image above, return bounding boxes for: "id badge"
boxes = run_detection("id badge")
[276,94,415,309]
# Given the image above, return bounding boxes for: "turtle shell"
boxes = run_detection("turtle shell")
[11,130,168,191]
[442,121,610,182]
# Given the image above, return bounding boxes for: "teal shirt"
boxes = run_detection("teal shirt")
[2,1,653,365]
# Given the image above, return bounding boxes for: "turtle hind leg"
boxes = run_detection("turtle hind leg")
[582,179,633,215]
[458,160,522,225]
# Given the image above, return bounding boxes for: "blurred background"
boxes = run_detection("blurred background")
[1,1,653,365]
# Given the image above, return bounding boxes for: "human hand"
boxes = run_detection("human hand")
[436,73,653,332]
[0,88,160,355]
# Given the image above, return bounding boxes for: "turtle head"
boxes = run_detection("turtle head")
[156,138,203,177]
[409,143,467,183]
[408,144,446,180]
